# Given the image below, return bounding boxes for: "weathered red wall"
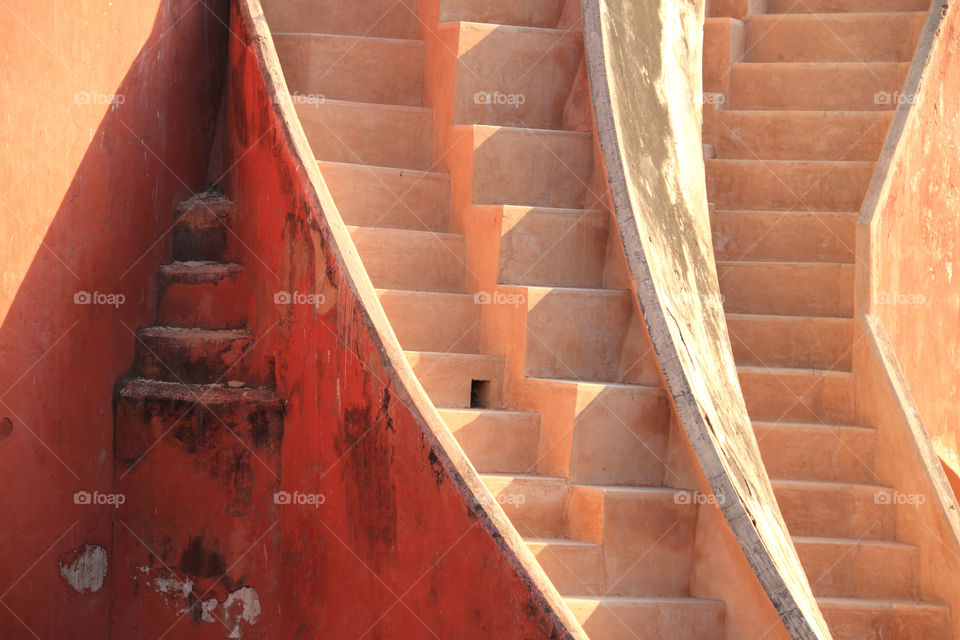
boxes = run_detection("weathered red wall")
[221,2,573,637]
[0,1,227,637]
[872,5,960,482]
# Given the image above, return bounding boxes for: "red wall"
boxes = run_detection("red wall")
[873,6,960,483]
[221,2,573,636]
[0,1,227,636]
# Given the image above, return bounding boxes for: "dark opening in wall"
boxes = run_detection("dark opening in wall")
[470,380,490,409]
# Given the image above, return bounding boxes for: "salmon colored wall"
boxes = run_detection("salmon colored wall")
[219,2,576,637]
[872,5,960,483]
[0,1,227,637]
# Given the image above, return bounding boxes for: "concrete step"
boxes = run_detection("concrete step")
[405,351,505,408]
[745,12,927,63]
[318,161,451,233]
[818,598,951,640]
[157,261,246,330]
[705,159,874,211]
[296,99,433,170]
[481,473,567,537]
[764,0,931,13]
[526,538,605,595]
[273,33,424,107]
[730,62,911,110]
[172,194,239,263]
[471,125,594,209]
[567,486,697,596]
[565,596,725,640]
[714,110,893,161]
[726,314,854,370]
[452,23,582,129]
[498,207,609,288]
[348,226,467,293]
[376,289,480,353]
[261,0,418,39]
[754,422,877,484]
[718,261,855,317]
[521,287,646,383]
[440,408,540,474]
[133,327,270,386]
[710,210,856,263]
[439,0,566,28]
[773,479,896,540]
[738,366,856,424]
[794,537,920,600]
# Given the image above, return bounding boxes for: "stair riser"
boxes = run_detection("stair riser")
[567,599,725,640]
[527,542,605,595]
[819,602,951,640]
[756,424,877,484]
[739,369,856,424]
[378,291,480,353]
[774,484,896,540]
[727,315,853,371]
[134,333,272,386]
[443,410,540,474]
[158,271,248,330]
[718,263,855,318]
[261,0,418,39]
[482,476,567,538]
[350,228,467,293]
[796,541,919,600]
[406,352,505,409]
[439,0,566,28]
[765,0,930,12]
[711,211,856,263]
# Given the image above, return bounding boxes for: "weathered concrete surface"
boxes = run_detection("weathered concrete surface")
[580,1,831,638]
[0,2,227,637]
[218,1,584,637]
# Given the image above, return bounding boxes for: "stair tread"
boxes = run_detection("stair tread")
[472,123,592,137]
[317,159,449,179]
[273,31,424,45]
[448,19,577,35]
[565,595,724,604]
[137,326,252,339]
[118,378,282,406]
[438,407,538,417]
[159,261,243,282]
[754,420,874,431]
[525,536,600,546]
[525,376,665,392]
[307,95,432,115]
[738,364,854,376]
[772,478,894,491]
[817,596,949,608]
[348,225,464,241]
[793,535,916,549]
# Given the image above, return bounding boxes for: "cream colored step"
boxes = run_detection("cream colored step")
[405,351,505,408]
[471,125,594,209]
[318,161,451,232]
[481,473,567,537]
[526,538,605,595]
[818,598,951,640]
[711,210,856,263]
[738,366,856,424]
[565,596,725,640]
[452,23,582,129]
[755,422,877,484]
[730,62,912,111]
[349,226,466,293]
[765,0,930,13]
[726,313,854,370]
[439,0,566,28]
[377,289,480,352]
[718,262,855,318]
[273,34,424,107]
[714,110,893,161]
[499,207,609,288]
[773,479,896,540]
[794,537,919,600]
[440,408,540,473]
[568,486,697,596]
[706,159,874,211]
[296,99,432,170]
[745,12,927,63]
[262,0,418,38]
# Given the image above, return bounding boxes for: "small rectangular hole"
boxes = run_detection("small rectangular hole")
[470,380,490,409]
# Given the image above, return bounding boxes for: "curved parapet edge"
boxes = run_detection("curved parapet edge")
[230,0,588,637]
[579,1,831,638]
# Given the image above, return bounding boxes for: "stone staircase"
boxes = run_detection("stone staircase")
[706,1,952,638]
[266,0,727,637]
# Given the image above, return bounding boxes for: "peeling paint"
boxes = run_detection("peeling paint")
[59,544,108,593]
[223,587,261,639]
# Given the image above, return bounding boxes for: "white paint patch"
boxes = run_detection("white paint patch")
[59,544,108,593]
[223,587,261,639]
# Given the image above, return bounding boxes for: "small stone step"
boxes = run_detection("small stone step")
[711,210,856,263]
[764,0,930,13]
[439,0,566,28]
[738,366,856,424]
[134,327,269,386]
[718,261,855,317]
[794,537,920,600]
[318,161,451,233]
[377,290,480,352]
[296,99,433,170]
[273,33,424,107]
[172,194,238,262]
[526,538,605,595]
[440,408,540,473]
[745,12,927,63]
[404,350,505,408]
[817,597,951,640]
[726,313,854,370]
[157,261,246,330]
[772,479,896,540]
[730,62,911,111]
[262,0,418,39]
[349,226,466,293]
[481,473,568,537]
[754,421,877,484]
[565,596,725,640]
